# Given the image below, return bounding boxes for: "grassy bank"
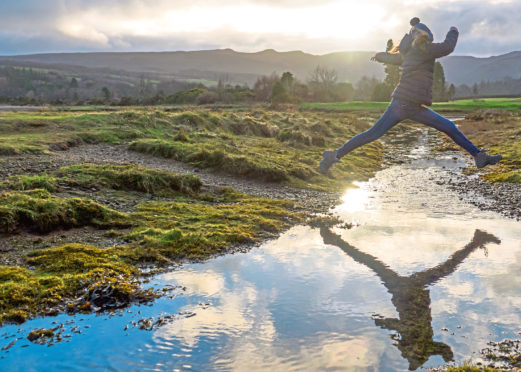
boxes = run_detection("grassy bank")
[0,164,305,324]
[440,110,521,183]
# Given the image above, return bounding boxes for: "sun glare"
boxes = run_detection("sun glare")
[62,2,397,45]
[337,181,372,214]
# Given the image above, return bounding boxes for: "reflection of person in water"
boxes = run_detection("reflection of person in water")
[320,227,501,371]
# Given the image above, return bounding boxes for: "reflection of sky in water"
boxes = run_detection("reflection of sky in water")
[2,152,520,371]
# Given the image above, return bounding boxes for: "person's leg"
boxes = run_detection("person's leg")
[336,101,405,159]
[410,107,480,156]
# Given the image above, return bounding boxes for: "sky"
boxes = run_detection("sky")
[0,0,520,56]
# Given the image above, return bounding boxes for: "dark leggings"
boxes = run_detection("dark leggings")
[336,99,480,158]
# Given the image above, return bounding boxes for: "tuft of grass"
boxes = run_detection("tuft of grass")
[57,163,202,195]
[173,128,190,142]
[129,139,289,182]
[0,189,128,233]
[1,174,58,192]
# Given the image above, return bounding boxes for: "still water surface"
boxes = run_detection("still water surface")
[1,133,520,371]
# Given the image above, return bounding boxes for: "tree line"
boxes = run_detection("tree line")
[1,42,507,106]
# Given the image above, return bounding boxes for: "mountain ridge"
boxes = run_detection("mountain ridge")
[1,48,520,86]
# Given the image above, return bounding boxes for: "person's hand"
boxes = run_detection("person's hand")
[370,54,378,62]
[450,26,458,32]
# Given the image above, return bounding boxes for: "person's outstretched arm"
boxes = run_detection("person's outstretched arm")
[411,229,500,286]
[371,52,403,66]
[426,27,459,59]
[320,226,401,287]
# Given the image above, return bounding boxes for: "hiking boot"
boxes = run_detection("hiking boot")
[474,149,502,169]
[319,150,340,174]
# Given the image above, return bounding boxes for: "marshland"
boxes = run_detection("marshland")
[0,100,519,370]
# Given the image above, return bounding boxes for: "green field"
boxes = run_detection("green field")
[300,98,521,112]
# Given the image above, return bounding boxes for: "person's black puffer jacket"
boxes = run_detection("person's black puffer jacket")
[375,28,459,106]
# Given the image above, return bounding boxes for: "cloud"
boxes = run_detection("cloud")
[410,0,521,55]
[0,0,520,55]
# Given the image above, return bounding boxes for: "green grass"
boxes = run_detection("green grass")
[0,189,129,233]
[300,98,521,113]
[1,164,203,199]
[56,164,202,195]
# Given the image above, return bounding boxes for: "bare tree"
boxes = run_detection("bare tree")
[308,65,338,100]
[253,73,279,101]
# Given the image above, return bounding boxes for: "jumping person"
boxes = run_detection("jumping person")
[320,17,502,174]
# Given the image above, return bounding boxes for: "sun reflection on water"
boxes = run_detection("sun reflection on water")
[337,181,372,213]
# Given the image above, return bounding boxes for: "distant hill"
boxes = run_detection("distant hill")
[1,48,521,87]
[441,51,521,85]
[0,49,384,86]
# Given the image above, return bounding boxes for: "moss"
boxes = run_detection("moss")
[1,174,58,192]
[26,244,136,275]
[2,309,29,324]
[27,328,54,342]
[125,195,304,260]
[484,168,521,183]
[0,190,128,233]
[0,243,153,324]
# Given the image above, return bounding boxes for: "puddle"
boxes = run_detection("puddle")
[1,132,520,371]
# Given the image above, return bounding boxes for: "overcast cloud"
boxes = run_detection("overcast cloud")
[0,0,520,56]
